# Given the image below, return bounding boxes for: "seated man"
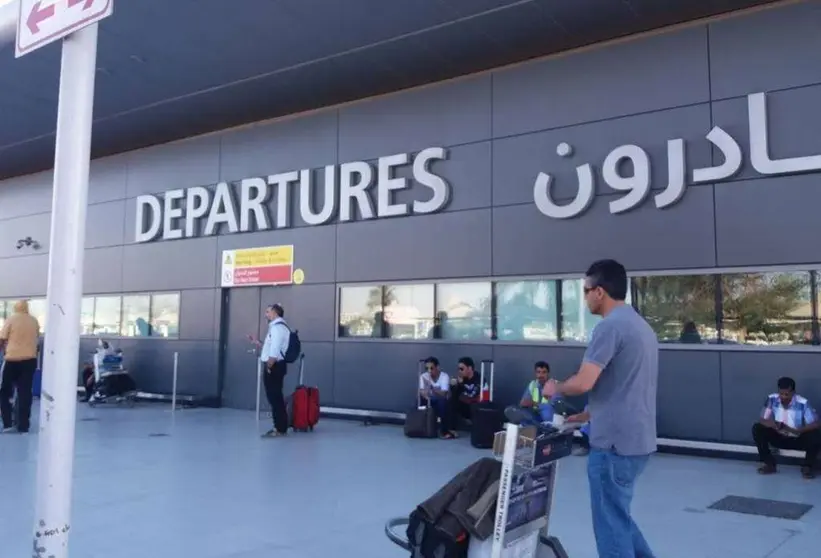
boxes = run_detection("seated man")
[449,356,481,430]
[418,357,454,439]
[504,361,565,426]
[753,376,821,479]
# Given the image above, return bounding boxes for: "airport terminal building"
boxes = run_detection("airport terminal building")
[0,1,819,445]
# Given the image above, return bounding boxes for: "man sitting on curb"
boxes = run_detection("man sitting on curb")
[753,376,820,479]
[449,357,481,431]
[418,356,455,439]
[504,361,566,426]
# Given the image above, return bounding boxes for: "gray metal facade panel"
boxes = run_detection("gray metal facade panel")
[85,200,127,249]
[88,154,128,205]
[491,26,711,138]
[492,186,717,276]
[218,110,339,183]
[337,74,493,162]
[258,284,337,343]
[492,104,713,207]
[657,350,722,440]
[711,84,821,182]
[714,174,821,267]
[390,142,493,213]
[83,247,124,295]
[708,2,821,99]
[125,135,222,198]
[179,288,219,341]
[215,225,337,285]
[121,237,219,292]
[0,255,48,297]
[334,210,493,283]
[0,171,52,220]
[0,213,52,258]
[720,351,821,443]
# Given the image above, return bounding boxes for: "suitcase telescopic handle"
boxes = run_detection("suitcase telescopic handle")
[417,359,429,408]
[479,359,495,403]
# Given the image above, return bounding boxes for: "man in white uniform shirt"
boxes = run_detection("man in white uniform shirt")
[254,303,290,438]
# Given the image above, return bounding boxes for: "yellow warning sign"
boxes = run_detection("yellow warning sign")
[234,245,294,268]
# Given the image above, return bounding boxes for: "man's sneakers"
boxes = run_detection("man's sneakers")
[1,426,27,434]
[261,429,287,439]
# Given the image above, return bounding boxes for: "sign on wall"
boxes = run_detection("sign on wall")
[221,245,294,288]
[135,147,450,243]
[532,91,821,219]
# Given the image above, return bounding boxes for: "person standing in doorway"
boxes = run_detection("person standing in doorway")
[0,300,41,434]
[542,260,658,558]
[251,303,290,438]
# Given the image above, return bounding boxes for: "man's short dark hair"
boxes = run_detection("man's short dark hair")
[458,357,474,369]
[269,303,284,317]
[534,361,550,371]
[424,356,439,367]
[777,377,796,391]
[586,259,628,301]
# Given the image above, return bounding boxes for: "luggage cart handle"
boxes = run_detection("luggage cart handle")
[384,517,411,551]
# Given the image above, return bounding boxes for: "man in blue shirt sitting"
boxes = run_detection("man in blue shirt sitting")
[504,361,565,426]
[753,376,820,479]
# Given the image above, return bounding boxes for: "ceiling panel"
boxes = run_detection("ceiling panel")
[0,0,781,182]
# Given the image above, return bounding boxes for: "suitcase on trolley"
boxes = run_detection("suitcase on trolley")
[405,359,438,439]
[290,355,319,432]
[470,360,504,449]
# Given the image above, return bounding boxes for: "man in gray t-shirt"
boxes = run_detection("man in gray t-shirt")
[542,259,657,558]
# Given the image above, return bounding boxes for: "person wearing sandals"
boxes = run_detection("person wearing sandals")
[753,376,820,479]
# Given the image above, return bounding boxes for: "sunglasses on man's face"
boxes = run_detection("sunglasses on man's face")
[583,285,598,295]
[426,366,434,371]
[457,365,466,371]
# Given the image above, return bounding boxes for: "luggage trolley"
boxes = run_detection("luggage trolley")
[385,421,576,558]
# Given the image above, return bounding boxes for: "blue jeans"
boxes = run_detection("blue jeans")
[587,449,654,558]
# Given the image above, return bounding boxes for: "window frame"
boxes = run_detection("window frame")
[334,264,821,351]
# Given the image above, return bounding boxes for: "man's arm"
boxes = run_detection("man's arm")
[758,398,777,429]
[796,404,819,434]
[431,374,450,397]
[547,323,616,398]
[266,325,287,366]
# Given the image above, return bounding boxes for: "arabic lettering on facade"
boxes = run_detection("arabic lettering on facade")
[533,92,821,219]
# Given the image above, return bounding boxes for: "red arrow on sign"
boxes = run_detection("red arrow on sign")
[27,1,56,33]
[67,0,95,9]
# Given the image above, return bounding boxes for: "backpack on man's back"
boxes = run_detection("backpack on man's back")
[278,322,301,363]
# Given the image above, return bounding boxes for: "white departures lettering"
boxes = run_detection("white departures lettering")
[134,147,450,242]
[534,91,821,219]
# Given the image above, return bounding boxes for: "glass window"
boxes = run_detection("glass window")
[496,280,558,341]
[80,297,95,335]
[560,279,632,342]
[339,286,385,338]
[121,295,150,337]
[633,275,718,344]
[721,272,812,346]
[0,300,6,329]
[383,284,434,340]
[27,298,47,332]
[93,296,122,336]
[150,293,180,338]
[435,282,492,340]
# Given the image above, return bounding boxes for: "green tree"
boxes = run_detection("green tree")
[722,273,809,339]
[633,275,717,340]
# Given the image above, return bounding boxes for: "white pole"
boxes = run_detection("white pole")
[171,352,178,416]
[32,23,99,558]
[255,359,262,430]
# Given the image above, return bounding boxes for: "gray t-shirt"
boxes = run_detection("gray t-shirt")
[584,305,658,456]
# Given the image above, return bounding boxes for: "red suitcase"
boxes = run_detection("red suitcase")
[290,355,320,432]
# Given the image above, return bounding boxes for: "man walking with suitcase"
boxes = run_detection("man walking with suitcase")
[0,300,41,434]
[252,303,291,438]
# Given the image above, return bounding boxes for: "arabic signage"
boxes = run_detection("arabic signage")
[533,91,816,219]
[221,245,294,288]
[135,147,450,243]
